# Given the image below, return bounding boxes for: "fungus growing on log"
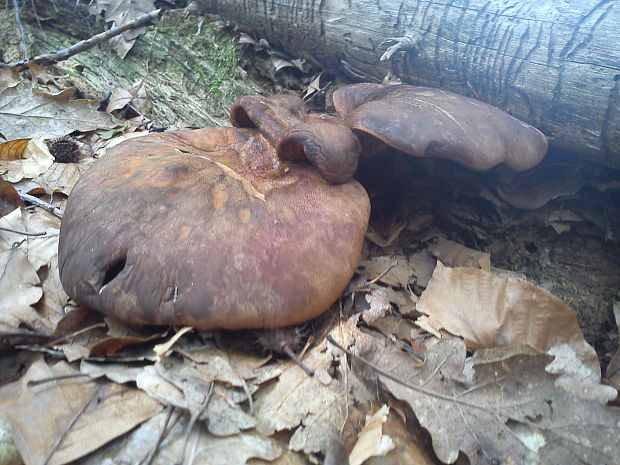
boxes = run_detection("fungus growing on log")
[58,127,370,330]
[231,94,360,183]
[333,83,548,171]
[58,83,548,331]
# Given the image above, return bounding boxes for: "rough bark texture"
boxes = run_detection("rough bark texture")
[195,0,620,169]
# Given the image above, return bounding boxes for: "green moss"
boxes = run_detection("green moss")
[24,9,261,127]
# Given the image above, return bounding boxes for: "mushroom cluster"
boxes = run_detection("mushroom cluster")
[58,84,548,330]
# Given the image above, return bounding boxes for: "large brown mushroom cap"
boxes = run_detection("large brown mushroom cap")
[58,128,370,330]
[333,84,548,171]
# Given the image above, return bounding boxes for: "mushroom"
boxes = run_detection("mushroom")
[231,94,360,184]
[58,126,370,330]
[59,83,548,332]
[333,83,548,171]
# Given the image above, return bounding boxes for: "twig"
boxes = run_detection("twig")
[142,406,174,465]
[46,322,107,346]
[28,373,92,387]
[19,193,63,218]
[13,0,29,59]
[181,383,213,465]
[359,259,398,289]
[42,384,103,465]
[282,344,314,377]
[326,334,496,412]
[0,226,46,236]
[1,9,162,69]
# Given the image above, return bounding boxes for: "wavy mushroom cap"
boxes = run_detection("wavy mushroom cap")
[232,95,360,184]
[333,84,548,171]
[58,128,370,330]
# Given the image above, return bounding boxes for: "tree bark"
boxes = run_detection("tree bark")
[196,0,620,169]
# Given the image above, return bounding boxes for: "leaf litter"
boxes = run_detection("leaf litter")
[1,12,619,465]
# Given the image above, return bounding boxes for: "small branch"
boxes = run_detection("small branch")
[42,384,103,465]
[19,193,63,218]
[358,259,398,289]
[1,9,162,69]
[142,406,174,465]
[13,0,29,59]
[0,226,46,236]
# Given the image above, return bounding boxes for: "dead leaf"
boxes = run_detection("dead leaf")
[0,179,23,217]
[408,251,436,288]
[254,336,372,455]
[0,358,163,465]
[0,139,29,160]
[32,157,94,196]
[37,255,69,325]
[0,247,51,333]
[0,208,60,271]
[0,80,115,141]
[153,326,193,361]
[89,331,165,357]
[136,360,257,436]
[416,262,600,377]
[363,406,436,465]
[1,137,54,183]
[363,288,392,324]
[81,410,283,465]
[358,256,412,288]
[94,0,157,58]
[427,237,490,270]
[351,331,620,465]
[106,87,134,113]
[348,404,394,465]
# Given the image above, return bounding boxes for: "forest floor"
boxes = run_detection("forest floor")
[1,4,619,465]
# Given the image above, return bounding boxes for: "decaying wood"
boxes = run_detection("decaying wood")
[0,5,262,128]
[194,0,620,169]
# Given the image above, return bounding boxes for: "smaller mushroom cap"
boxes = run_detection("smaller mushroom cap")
[232,95,360,184]
[333,84,548,171]
[58,128,370,330]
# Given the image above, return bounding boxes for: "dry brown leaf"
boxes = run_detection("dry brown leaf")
[0,208,60,271]
[153,326,193,361]
[408,250,436,288]
[106,87,134,113]
[349,330,620,465]
[31,157,94,196]
[348,404,394,465]
[128,79,151,114]
[427,237,490,270]
[416,261,600,377]
[93,0,157,58]
[358,255,412,288]
[606,302,620,391]
[37,255,69,326]
[0,248,52,333]
[363,407,436,465]
[0,358,163,465]
[0,80,115,141]
[0,139,29,160]
[254,335,372,455]
[136,356,257,436]
[81,410,283,465]
[0,179,22,217]
[363,288,392,324]
[89,331,165,357]
[1,138,54,183]
[384,287,417,314]
[0,67,21,88]
[52,307,106,341]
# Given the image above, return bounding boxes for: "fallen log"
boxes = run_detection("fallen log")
[194,0,620,169]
